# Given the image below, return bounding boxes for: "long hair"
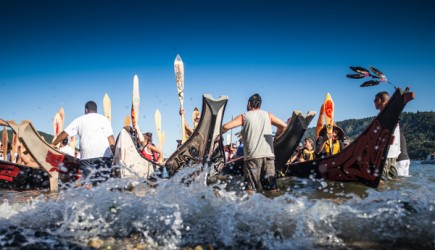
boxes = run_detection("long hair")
[247,93,262,110]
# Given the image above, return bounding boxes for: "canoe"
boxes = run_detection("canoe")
[112,126,160,179]
[164,94,228,176]
[6,120,80,191]
[0,160,49,189]
[113,94,228,179]
[285,87,415,188]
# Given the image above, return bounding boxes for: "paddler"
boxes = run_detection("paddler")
[315,125,344,158]
[222,93,287,194]
[52,101,115,186]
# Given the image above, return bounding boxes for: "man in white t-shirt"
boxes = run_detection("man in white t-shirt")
[52,101,115,184]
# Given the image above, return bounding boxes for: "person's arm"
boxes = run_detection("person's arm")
[222,115,243,134]
[134,124,145,143]
[179,108,193,136]
[52,131,69,146]
[270,113,287,138]
[315,134,331,155]
[148,144,164,164]
[108,135,115,155]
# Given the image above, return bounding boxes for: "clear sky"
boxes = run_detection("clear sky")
[1,0,434,156]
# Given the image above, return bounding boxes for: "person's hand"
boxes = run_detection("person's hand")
[179,108,185,116]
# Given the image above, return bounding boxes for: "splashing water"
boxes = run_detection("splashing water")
[0,161,434,249]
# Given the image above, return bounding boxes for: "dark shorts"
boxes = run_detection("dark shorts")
[243,157,277,192]
[79,157,113,185]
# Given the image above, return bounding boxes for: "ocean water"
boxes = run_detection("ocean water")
[0,161,434,249]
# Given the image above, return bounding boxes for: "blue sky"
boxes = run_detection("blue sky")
[1,0,434,155]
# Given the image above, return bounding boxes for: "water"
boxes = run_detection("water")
[0,161,434,249]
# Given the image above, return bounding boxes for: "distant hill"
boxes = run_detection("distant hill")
[303,111,435,160]
[4,129,53,145]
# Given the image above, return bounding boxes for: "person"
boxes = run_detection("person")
[179,108,196,138]
[16,145,39,168]
[431,151,435,160]
[235,133,244,157]
[224,143,237,161]
[396,132,410,177]
[374,91,400,180]
[222,93,287,194]
[59,138,75,156]
[343,137,351,147]
[0,141,3,161]
[137,132,164,164]
[6,143,15,163]
[315,125,344,158]
[52,101,115,185]
[290,137,315,163]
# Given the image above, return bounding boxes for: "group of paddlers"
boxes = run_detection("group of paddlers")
[0,89,411,193]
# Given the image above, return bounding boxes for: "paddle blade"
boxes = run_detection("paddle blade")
[103,93,112,122]
[53,112,63,142]
[174,54,186,143]
[58,107,65,126]
[360,80,381,87]
[132,75,140,127]
[349,66,370,76]
[174,54,185,105]
[346,73,366,79]
[2,127,9,161]
[315,103,325,140]
[155,109,162,147]
[160,131,166,150]
[124,115,131,127]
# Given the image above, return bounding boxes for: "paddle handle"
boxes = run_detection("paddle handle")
[180,108,187,143]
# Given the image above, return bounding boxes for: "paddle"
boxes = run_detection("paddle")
[161,131,166,151]
[155,109,163,150]
[59,107,65,128]
[315,103,325,140]
[103,93,112,122]
[52,112,62,144]
[132,75,140,129]
[324,93,334,152]
[11,132,18,163]
[124,115,131,127]
[347,65,396,88]
[174,54,187,143]
[2,127,8,162]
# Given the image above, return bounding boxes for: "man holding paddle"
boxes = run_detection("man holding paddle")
[222,93,287,194]
[52,101,115,185]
